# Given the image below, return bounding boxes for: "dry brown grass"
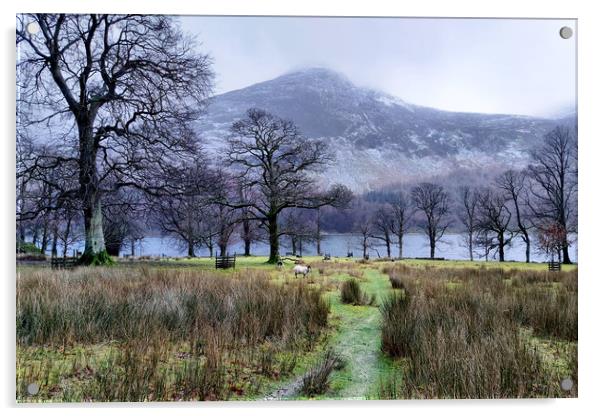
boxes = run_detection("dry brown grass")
[17,267,328,347]
[300,349,345,397]
[340,279,375,306]
[379,265,577,399]
[16,267,330,401]
[311,260,366,280]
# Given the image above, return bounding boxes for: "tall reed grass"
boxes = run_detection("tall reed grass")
[16,267,330,401]
[300,349,345,397]
[340,279,375,306]
[379,265,577,398]
[17,267,328,347]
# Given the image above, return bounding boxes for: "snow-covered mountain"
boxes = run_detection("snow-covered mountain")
[197,68,574,192]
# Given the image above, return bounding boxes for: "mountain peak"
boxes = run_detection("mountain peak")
[274,67,354,87]
[284,66,346,77]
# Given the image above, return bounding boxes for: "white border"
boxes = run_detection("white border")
[2,1,601,415]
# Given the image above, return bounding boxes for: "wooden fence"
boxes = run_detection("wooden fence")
[50,257,78,270]
[215,254,236,269]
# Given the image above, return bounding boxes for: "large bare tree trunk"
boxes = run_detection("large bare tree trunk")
[397,234,403,259]
[78,119,110,265]
[62,217,72,258]
[206,236,214,258]
[468,231,474,261]
[40,222,49,253]
[242,218,251,256]
[385,236,391,258]
[267,215,279,263]
[31,228,38,247]
[562,243,571,264]
[429,235,436,259]
[51,225,58,257]
[187,240,195,257]
[316,209,321,255]
[498,233,505,262]
[81,196,107,260]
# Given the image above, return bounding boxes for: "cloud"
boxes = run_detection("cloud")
[181,16,576,117]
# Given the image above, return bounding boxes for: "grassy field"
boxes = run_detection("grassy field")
[16,256,577,401]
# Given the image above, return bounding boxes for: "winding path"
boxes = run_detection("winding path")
[266,269,391,400]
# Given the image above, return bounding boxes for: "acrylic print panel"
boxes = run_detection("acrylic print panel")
[16,15,577,402]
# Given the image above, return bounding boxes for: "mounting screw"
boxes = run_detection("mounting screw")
[27,383,39,395]
[560,378,573,391]
[559,26,573,39]
[26,22,40,35]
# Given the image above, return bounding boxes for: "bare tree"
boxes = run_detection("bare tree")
[389,191,412,259]
[527,126,577,264]
[17,139,80,254]
[124,222,146,257]
[57,211,82,258]
[153,195,206,257]
[474,230,495,262]
[50,199,82,258]
[224,108,352,263]
[411,183,451,259]
[536,222,568,263]
[212,204,238,257]
[457,186,479,261]
[238,186,263,256]
[151,162,217,257]
[354,215,373,259]
[17,14,214,264]
[315,208,323,256]
[371,205,395,258]
[102,189,147,256]
[280,208,316,257]
[475,188,513,262]
[496,170,533,262]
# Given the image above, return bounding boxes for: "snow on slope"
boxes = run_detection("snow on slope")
[196,68,573,192]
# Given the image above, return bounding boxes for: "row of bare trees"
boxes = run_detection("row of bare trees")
[16,14,351,264]
[17,14,215,264]
[356,125,577,263]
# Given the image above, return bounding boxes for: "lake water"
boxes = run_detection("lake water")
[106,233,577,263]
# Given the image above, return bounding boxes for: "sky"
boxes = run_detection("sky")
[180,16,576,118]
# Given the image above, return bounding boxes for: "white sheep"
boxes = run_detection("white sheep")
[293,264,311,278]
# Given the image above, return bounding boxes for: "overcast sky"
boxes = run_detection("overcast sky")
[180,16,576,118]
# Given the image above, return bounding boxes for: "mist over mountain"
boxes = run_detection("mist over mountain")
[197,68,575,192]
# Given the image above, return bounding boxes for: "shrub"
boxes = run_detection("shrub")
[300,349,345,397]
[17,242,43,254]
[380,292,414,358]
[340,278,375,306]
[389,275,405,290]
